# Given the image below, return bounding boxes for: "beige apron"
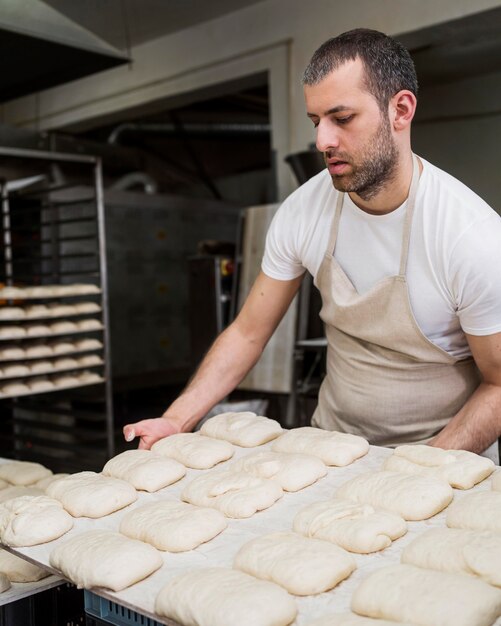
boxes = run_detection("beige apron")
[311,154,482,448]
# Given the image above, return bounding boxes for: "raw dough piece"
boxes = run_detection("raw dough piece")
[402,527,501,587]
[102,449,186,492]
[29,360,54,373]
[351,563,501,626]
[36,473,69,490]
[0,573,10,593]
[337,470,453,521]
[77,354,102,366]
[0,549,48,582]
[53,357,78,370]
[0,346,25,359]
[26,324,51,337]
[25,286,54,298]
[119,500,227,551]
[50,321,78,334]
[51,342,75,354]
[74,338,102,351]
[78,370,103,384]
[0,287,25,299]
[74,302,100,314]
[0,327,26,339]
[25,345,52,358]
[0,461,52,486]
[28,377,54,392]
[46,471,137,518]
[383,445,494,489]
[64,284,100,296]
[52,374,80,387]
[231,450,327,491]
[0,382,30,395]
[0,480,8,490]
[0,495,73,546]
[293,499,407,553]
[47,304,75,317]
[0,307,25,320]
[181,469,282,518]
[152,432,234,469]
[200,411,283,447]
[50,530,162,590]
[0,487,44,503]
[155,567,297,626]
[234,531,355,595]
[307,614,411,626]
[492,470,501,492]
[272,427,369,466]
[25,304,49,318]
[76,319,102,331]
[3,364,30,377]
[446,491,501,532]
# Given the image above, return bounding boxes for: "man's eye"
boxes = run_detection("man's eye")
[336,115,353,125]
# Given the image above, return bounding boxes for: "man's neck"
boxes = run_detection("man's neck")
[348,152,420,215]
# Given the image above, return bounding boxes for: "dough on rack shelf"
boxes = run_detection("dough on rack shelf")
[293,498,407,553]
[25,345,53,358]
[29,360,54,373]
[231,450,326,491]
[0,461,52,486]
[0,486,44,503]
[0,287,25,299]
[102,449,186,492]
[272,427,369,466]
[0,382,30,396]
[77,370,102,384]
[74,302,100,314]
[446,490,501,532]
[77,354,102,367]
[28,377,54,392]
[0,495,73,546]
[181,468,282,518]
[336,470,453,521]
[26,324,51,337]
[151,432,234,469]
[50,321,78,334]
[0,346,25,359]
[0,307,25,320]
[0,549,49,582]
[0,327,26,339]
[25,286,56,298]
[200,411,283,447]
[49,530,162,591]
[306,615,412,626]
[119,500,227,552]
[492,470,501,492]
[47,304,76,317]
[46,471,137,518]
[51,341,76,354]
[351,563,501,626]
[25,304,49,318]
[76,319,102,331]
[53,357,78,370]
[52,374,81,387]
[0,573,9,593]
[234,531,355,595]
[2,363,30,377]
[402,527,501,587]
[74,338,102,351]
[383,444,494,489]
[155,567,297,626]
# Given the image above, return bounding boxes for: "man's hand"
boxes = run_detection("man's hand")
[123,417,182,450]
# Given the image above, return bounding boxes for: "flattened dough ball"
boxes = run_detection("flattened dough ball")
[351,564,501,626]
[446,490,501,532]
[181,469,282,518]
[234,531,356,595]
[231,450,327,491]
[119,500,227,552]
[50,530,162,591]
[0,495,73,546]
[272,427,369,466]
[0,461,52,486]
[46,471,137,518]
[102,449,186,492]
[337,470,453,521]
[293,499,407,553]
[200,411,283,447]
[155,567,297,626]
[0,549,48,582]
[152,432,234,469]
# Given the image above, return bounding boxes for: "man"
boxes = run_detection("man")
[124,29,501,458]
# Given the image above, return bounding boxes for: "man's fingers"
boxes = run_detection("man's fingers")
[123,426,136,442]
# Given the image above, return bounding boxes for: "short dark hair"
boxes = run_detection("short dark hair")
[302,28,418,111]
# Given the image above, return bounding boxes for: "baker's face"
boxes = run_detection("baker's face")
[304,58,398,200]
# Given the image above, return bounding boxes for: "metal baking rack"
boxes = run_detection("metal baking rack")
[0,147,114,473]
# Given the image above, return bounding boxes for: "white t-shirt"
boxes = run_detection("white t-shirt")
[262,157,501,359]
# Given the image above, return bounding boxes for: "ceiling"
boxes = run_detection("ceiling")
[43,0,265,50]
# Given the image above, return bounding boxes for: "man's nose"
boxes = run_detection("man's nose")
[316,121,340,153]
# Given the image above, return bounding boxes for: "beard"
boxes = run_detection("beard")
[326,116,398,201]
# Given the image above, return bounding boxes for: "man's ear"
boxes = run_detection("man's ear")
[390,90,417,131]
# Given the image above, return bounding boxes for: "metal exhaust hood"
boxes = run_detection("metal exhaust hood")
[0,0,129,102]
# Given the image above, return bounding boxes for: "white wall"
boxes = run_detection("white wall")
[3,0,501,201]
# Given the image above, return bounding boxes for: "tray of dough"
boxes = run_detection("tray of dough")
[0,304,102,322]
[0,285,101,300]
[0,323,104,341]
[0,375,105,399]
[0,340,103,362]
[6,441,501,626]
[0,357,103,381]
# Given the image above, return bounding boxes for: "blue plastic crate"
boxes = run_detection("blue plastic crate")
[84,591,163,626]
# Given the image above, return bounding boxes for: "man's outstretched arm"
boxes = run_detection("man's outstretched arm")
[123,271,303,449]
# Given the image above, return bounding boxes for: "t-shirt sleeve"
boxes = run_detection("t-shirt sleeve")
[261,196,307,281]
[451,214,501,336]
